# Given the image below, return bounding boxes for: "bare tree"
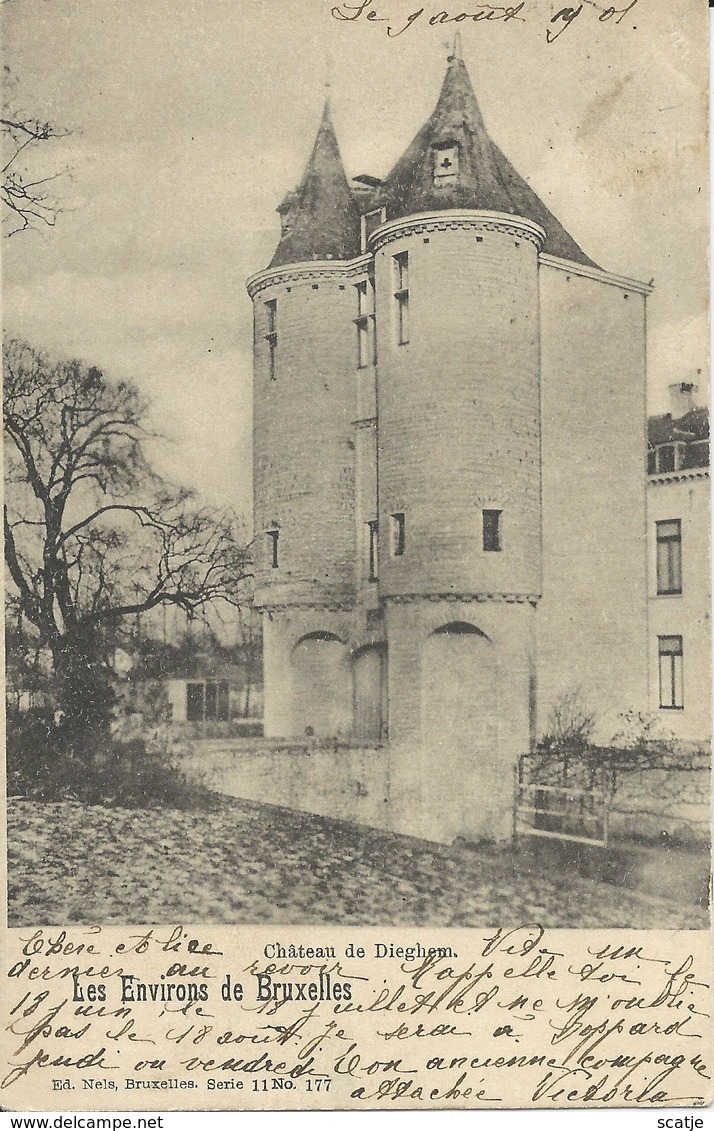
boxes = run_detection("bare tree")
[2,66,69,235]
[540,688,595,754]
[4,337,251,748]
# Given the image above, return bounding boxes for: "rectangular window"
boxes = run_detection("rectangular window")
[658,635,683,709]
[265,299,277,380]
[390,512,405,556]
[266,528,279,569]
[683,438,710,469]
[656,519,682,594]
[206,680,230,721]
[483,509,502,552]
[369,276,377,365]
[187,680,230,722]
[355,281,369,369]
[367,519,379,582]
[656,444,675,473]
[393,251,409,345]
[355,278,377,367]
[205,680,217,720]
[186,682,204,722]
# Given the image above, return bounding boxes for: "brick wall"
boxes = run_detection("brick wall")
[539,262,648,741]
[647,472,711,741]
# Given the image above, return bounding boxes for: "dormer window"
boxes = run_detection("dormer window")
[658,444,676,473]
[650,442,686,474]
[277,191,297,235]
[433,141,459,184]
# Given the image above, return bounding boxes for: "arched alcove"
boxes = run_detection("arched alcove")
[293,630,345,645]
[291,632,351,737]
[421,621,497,838]
[431,621,490,637]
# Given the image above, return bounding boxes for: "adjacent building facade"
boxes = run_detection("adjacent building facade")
[247,46,652,841]
[647,384,710,743]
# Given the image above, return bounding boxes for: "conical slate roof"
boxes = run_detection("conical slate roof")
[382,50,597,268]
[270,102,361,268]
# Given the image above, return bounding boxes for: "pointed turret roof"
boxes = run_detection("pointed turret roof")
[381,47,597,268]
[270,101,361,267]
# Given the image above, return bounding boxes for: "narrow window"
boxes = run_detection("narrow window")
[390,512,405,556]
[355,278,377,368]
[186,682,205,722]
[656,519,682,595]
[355,281,369,369]
[369,276,377,365]
[483,509,502,552]
[658,635,683,709]
[205,680,218,720]
[393,251,409,345]
[266,528,279,569]
[367,519,379,582]
[265,299,278,380]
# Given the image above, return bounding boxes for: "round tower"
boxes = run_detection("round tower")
[247,100,362,738]
[373,211,543,600]
[372,210,543,841]
[350,39,565,841]
[248,265,358,612]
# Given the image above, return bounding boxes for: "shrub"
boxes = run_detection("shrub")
[7,707,222,812]
[525,700,711,845]
[539,688,595,754]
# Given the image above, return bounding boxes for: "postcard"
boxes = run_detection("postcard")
[2,0,711,1113]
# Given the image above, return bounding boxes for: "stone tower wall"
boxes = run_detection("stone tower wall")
[371,212,544,601]
[249,266,360,611]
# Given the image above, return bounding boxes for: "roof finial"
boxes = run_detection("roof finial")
[449,32,462,61]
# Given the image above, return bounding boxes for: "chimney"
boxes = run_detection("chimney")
[668,379,698,418]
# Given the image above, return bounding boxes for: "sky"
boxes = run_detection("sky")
[3,0,708,523]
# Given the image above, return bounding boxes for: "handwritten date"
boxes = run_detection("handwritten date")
[331,0,639,41]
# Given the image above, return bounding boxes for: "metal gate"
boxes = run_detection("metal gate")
[514,755,610,847]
